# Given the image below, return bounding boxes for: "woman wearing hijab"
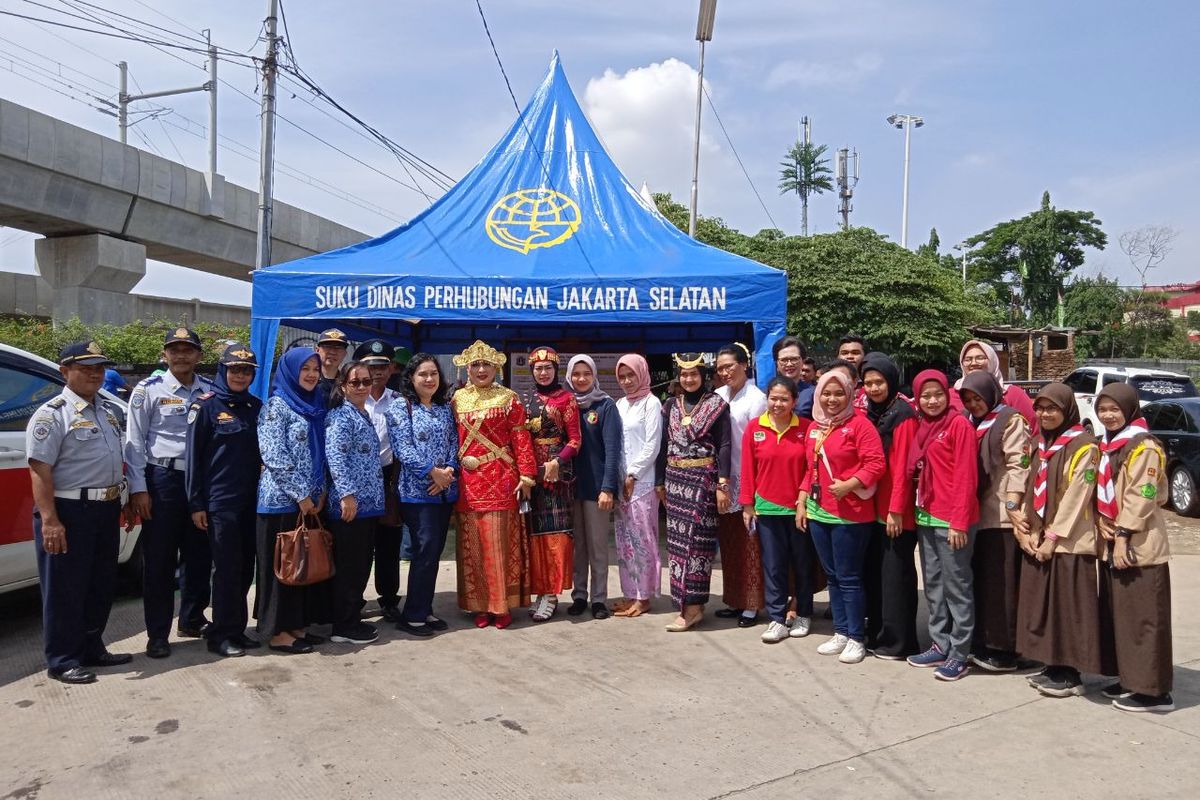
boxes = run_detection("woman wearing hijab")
[905,370,979,681]
[612,354,662,618]
[950,340,1037,429]
[186,344,263,658]
[655,353,732,632]
[1094,384,1173,712]
[714,343,768,628]
[566,354,623,620]
[451,340,538,630]
[324,360,386,646]
[958,372,1031,673]
[521,346,582,622]
[255,347,330,654]
[1016,383,1105,698]
[796,370,885,664]
[859,352,920,660]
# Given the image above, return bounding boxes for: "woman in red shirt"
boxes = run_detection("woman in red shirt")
[740,377,813,644]
[796,371,885,664]
[905,370,979,681]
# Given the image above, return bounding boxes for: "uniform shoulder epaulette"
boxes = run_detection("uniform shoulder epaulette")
[197,391,215,402]
[47,396,67,409]
[140,375,163,387]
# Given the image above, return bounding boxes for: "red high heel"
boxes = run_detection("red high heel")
[474,613,492,629]
[494,612,513,630]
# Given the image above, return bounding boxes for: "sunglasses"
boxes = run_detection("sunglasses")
[345,378,373,388]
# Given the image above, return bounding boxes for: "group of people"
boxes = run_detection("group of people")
[25,329,1174,713]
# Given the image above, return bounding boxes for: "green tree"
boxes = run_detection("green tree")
[1063,275,1126,359]
[915,227,941,262]
[778,141,833,237]
[966,191,1107,324]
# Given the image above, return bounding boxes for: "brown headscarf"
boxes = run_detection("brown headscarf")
[1025,382,1095,532]
[961,371,1017,481]
[1095,382,1151,474]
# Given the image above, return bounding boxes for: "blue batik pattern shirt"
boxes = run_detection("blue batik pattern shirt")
[325,403,385,517]
[257,396,326,514]
[386,399,459,504]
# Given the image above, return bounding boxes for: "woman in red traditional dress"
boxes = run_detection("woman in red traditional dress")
[521,346,582,621]
[451,340,537,629]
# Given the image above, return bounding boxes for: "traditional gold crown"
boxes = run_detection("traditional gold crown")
[529,346,558,365]
[454,339,506,367]
[673,352,706,370]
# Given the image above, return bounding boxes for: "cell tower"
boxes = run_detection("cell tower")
[835,147,860,230]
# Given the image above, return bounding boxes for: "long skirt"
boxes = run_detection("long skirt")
[527,532,574,595]
[972,527,1022,655]
[868,525,919,658]
[1016,552,1108,674]
[254,512,332,636]
[717,512,765,610]
[1101,562,1173,696]
[615,491,661,600]
[456,510,527,615]
[664,464,719,609]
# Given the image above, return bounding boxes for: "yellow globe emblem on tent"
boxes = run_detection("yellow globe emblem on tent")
[485,188,582,255]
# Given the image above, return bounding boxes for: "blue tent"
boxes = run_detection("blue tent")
[249,52,786,396]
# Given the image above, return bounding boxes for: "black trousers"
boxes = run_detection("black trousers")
[868,523,920,657]
[373,522,405,609]
[141,465,211,639]
[34,498,120,671]
[756,514,813,624]
[400,502,453,622]
[329,514,377,631]
[206,503,257,643]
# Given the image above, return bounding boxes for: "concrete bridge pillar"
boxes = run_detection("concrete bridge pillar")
[34,233,146,325]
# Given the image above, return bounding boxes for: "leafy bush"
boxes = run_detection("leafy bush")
[0,317,251,364]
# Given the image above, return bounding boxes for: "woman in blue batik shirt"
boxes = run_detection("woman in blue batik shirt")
[325,360,386,646]
[256,347,330,655]
[387,353,458,637]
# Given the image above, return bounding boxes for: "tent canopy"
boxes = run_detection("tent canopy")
[250,52,786,396]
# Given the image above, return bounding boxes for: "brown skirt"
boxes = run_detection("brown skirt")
[1016,553,1108,674]
[972,528,1021,653]
[1101,562,1173,696]
[527,531,573,595]
[456,510,527,615]
[718,512,765,609]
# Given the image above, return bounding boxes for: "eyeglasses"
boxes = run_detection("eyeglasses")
[345,379,372,388]
[963,355,990,365]
[777,357,801,365]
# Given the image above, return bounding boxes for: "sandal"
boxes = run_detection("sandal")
[624,602,649,619]
[531,595,557,622]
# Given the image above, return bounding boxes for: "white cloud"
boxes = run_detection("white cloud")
[765,53,883,90]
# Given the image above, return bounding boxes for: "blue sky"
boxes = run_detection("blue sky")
[1,0,1196,306]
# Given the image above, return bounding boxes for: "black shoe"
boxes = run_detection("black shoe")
[330,623,379,644]
[176,620,211,638]
[567,598,588,616]
[968,653,1018,673]
[48,666,96,684]
[207,639,245,658]
[380,606,404,624]
[424,616,449,632]
[268,639,314,655]
[737,613,761,628]
[303,633,326,645]
[1036,668,1085,697]
[1015,657,1044,672]
[145,638,171,659]
[1113,693,1174,713]
[396,619,436,637]
[592,603,610,620]
[81,650,133,668]
[715,607,743,619]
[1102,682,1132,700]
[233,633,263,650]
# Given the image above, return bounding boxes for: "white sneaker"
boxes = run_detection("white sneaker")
[788,616,811,638]
[816,633,849,655]
[761,621,789,643]
[839,639,866,663]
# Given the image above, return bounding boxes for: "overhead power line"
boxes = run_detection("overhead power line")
[702,84,780,232]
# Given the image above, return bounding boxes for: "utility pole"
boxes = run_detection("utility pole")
[797,117,811,237]
[835,147,859,231]
[256,0,280,271]
[886,113,924,248]
[688,0,717,238]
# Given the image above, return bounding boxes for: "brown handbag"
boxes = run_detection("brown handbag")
[274,513,336,586]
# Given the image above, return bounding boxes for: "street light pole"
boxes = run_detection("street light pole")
[689,0,717,239]
[886,113,924,248]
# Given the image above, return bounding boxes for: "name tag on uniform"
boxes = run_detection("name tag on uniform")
[216,411,235,422]
[159,397,185,405]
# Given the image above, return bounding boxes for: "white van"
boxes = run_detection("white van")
[1061,365,1199,432]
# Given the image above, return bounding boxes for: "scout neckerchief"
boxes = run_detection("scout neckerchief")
[973,408,1001,440]
[1095,417,1149,519]
[1032,424,1085,518]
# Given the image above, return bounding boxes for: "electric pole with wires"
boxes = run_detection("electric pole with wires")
[255,0,280,271]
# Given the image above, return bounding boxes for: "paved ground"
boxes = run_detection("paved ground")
[3,516,1199,799]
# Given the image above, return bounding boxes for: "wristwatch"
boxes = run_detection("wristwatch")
[1005,500,1019,511]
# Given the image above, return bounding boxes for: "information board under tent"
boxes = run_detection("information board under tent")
[249,52,787,397]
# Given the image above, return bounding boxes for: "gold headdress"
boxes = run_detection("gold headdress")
[673,352,706,370]
[453,339,507,368]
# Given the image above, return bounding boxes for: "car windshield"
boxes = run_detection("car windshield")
[1130,376,1198,402]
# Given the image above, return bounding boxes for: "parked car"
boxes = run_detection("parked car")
[0,343,142,595]
[1062,365,1198,432]
[1143,397,1200,517]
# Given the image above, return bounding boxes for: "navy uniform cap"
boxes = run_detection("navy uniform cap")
[219,343,258,368]
[59,340,115,366]
[318,328,349,347]
[164,326,202,348]
[354,339,394,365]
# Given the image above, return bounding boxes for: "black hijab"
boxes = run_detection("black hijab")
[860,351,916,451]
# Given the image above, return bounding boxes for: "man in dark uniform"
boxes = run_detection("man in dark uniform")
[316,328,350,404]
[26,341,134,684]
[125,327,214,659]
[186,344,264,658]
